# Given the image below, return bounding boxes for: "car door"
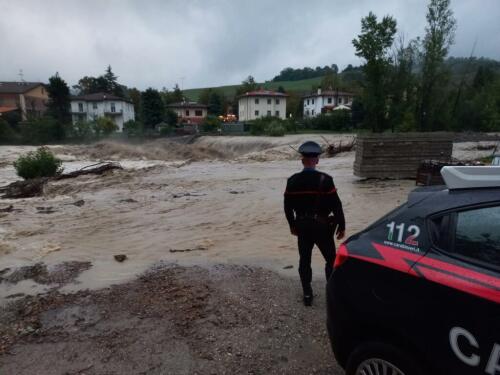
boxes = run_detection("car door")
[411,203,500,374]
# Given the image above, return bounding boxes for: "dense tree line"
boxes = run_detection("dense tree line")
[272,65,339,82]
[352,0,500,133]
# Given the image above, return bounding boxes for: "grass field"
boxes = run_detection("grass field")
[183,76,324,101]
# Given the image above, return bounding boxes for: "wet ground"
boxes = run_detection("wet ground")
[0,264,343,375]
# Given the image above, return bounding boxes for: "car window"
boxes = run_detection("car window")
[429,214,450,250]
[455,206,500,268]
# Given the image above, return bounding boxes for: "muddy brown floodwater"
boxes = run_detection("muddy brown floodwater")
[0,135,493,374]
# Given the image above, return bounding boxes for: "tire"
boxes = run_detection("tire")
[346,342,425,375]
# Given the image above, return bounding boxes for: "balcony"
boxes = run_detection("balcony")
[104,109,123,116]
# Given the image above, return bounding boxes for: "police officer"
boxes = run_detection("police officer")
[284,141,345,306]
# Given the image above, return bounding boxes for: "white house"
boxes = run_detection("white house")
[303,89,355,118]
[70,92,135,131]
[238,90,288,121]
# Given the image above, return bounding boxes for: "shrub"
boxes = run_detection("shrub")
[265,121,286,136]
[123,120,143,137]
[14,147,63,180]
[0,119,18,144]
[303,110,352,131]
[72,120,94,140]
[201,115,221,133]
[20,116,60,144]
[158,122,172,136]
[92,117,118,137]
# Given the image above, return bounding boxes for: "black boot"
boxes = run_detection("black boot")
[303,285,313,306]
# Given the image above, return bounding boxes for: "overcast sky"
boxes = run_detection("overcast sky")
[1,0,499,90]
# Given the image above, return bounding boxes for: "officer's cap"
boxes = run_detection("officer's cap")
[298,141,323,157]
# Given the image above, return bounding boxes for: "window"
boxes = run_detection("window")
[312,99,315,105]
[275,110,280,117]
[195,110,202,116]
[312,109,315,115]
[306,110,309,116]
[307,99,310,105]
[267,98,271,105]
[185,110,190,116]
[267,110,271,116]
[338,97,343,104]
[255,98,259,104]
[255,110,259,116]
[276,99,280,105]
[454,206,500,267]
[110,103,116,113]
[78,102,83,112]
[93,102,97,110]
[429,214,451,250]
[328,97,332,104]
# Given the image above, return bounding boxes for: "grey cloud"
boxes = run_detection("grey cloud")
[1,0,499,90]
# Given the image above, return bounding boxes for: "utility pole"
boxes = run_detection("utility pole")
[18,69,25,82]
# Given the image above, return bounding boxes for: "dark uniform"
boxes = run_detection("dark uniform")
[284,141,345,305]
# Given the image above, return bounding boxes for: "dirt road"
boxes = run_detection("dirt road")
[0,264,343,375]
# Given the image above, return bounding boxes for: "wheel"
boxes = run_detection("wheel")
[346,342,425,375]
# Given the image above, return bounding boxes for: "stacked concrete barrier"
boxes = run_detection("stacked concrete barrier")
[354,133,453,179]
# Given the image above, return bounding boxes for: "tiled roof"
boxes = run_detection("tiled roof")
[71,92,131,103]
[0,106,19,113]
[238,90,288,98]
[303,90,355,99]
[166,102,208,108]
[0,82,44,94]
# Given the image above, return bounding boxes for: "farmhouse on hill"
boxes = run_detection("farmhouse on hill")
[238,89,288,121]
[0,81,48,120]
[70,92,135,131]
[303,88,354,118]
[166,101,208,124]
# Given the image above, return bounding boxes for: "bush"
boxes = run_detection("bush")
[201,115,221,133]
[93,117,118,137]
[19,116,61,144]
[265,121,286,136]
[157,122,172,136]
[123,120,143,137]
[0,119,18,144]
[72,120,94,140]
[303,110,352,131]
[14,147,63,180]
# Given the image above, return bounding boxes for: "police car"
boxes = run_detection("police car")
[327,166,500,375]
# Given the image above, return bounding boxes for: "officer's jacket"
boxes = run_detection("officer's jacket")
[284,169,345,231]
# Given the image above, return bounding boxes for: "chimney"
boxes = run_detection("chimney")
[317,88,322,96]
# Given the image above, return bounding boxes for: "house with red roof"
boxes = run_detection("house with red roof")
[238,89,288,121]
[0,82,48,120]
[303,88,355,118]
[166,101,208,125]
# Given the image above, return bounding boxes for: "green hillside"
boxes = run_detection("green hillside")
[183,76,324,101]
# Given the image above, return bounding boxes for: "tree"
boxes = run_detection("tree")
[277,85,285,93]
[46,72,71,140]
[199,88,224,115]
[128,88,142,122]
[141,88,164,128]
[164,109,178,126]
[353,12,397,132]
[240,76,257,93]
[417,0,456,131]
[103,65,123,97]
[171,84,184,103]
[387,37,420,132]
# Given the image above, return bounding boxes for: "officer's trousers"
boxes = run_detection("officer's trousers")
[296,219,336,294]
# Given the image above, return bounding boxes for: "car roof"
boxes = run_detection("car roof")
[407,186,500,216]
